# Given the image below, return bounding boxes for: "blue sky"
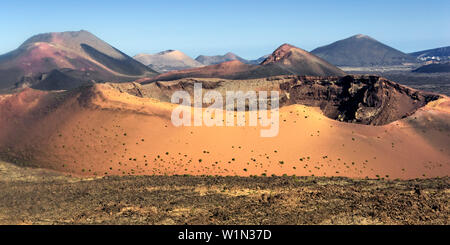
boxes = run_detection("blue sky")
[0,0,449,59]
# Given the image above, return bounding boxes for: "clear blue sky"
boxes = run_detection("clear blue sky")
[0,0,449,59]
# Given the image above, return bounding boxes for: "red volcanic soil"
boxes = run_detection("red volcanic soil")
[13,43,100,75]
[259,43,347,76]
[261,44,298,65]
[0,84,449,179]
[0,30,157,90]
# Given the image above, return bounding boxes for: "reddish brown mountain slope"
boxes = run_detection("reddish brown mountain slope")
[140,44,346,83]
[0,30,157,90]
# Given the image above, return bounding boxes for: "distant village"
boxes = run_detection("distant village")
[418,55,450,64]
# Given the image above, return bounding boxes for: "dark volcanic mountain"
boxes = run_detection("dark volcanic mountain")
[0,30,158,90]
[311,34,416,67]
[412,62,450,73]
[195,52,249,65]
[409,46,450,62]
[142,43,346,83]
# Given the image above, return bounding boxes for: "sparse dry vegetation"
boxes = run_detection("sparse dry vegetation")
[0,161,448,225]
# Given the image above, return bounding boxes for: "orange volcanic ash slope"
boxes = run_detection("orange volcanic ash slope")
[0,83,449,179]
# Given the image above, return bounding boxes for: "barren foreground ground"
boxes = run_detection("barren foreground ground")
[0,161,448,225]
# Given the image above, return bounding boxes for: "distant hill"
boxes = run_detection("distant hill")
[0,30,158,90]
[195,52,249,65]
[412,62,450,73]
[195,52,271,65]
[141,60,256,82]
[409,46,450,62]
[247,54,270,65]
[134,50,203,73]
[311,34,416,67]
[142,43,346,83]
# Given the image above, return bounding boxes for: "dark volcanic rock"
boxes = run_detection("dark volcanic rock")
[280,75,440,125]
[0,165,448,225]
[412,63,450,73]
